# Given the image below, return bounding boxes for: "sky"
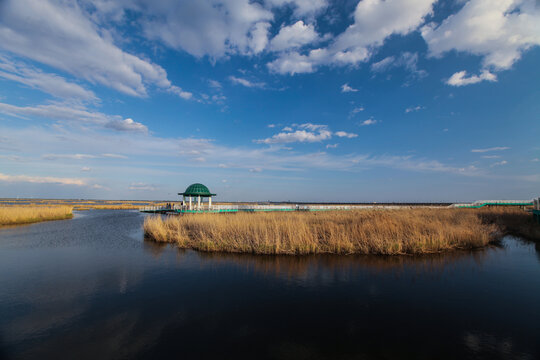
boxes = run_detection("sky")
[0,0,539,202]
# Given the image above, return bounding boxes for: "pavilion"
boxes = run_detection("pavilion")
[178,183,216,210]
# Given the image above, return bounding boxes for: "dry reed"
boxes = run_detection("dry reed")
[143,209,504,255]
[0,206,73,226]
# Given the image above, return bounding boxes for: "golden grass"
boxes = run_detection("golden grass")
[0,199,168,211]
[0,206,73,226]
[476,207,540,241]
[73,204,147,210]
[143,208,506,255]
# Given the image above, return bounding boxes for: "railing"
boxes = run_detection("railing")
[452,200,533,208]
[140,199,539,213]
[141,204,434,213]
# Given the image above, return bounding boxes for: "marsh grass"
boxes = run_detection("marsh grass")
[0,206,73,226]
[143,209,507,255]
[477,208,540,241]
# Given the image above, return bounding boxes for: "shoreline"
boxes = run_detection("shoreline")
[0,206,74,227]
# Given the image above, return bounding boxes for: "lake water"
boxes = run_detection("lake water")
[0,210,539,359]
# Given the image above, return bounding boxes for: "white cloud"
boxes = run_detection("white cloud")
[105,118,148,133]
[0,101,147,133]
[270,21,324,52]
[81,167,91,172]
[334,131,358,138]
[446,70,497,86]
[405,105,425,113]
[168,85,193,100]
[532,158,540,162]
[471,146,510,153]
[0,55,97,101]
[269,0,436,74]
[208,80,222,89]
[326,143,338,149]
[267,124,276,128]
[249,167,263,173]
[349,107,365,118]
[267,51,316,75]
[370,52,426,77]
[43,154,97,160]
[371,56,396,72]
[341,83,359,93]
[229,76,265,88]
[0,124,487,182]
[490,160,508,167]
[256,124,332,144]
[101,153,128,159]
[481,155,501,159]
[249,22,272,54]
[141,0,273,58]
[129,182,157,191]
[0,0,188,97]
[0,172,87,186]
[422,0,540,71]
[256,124,358,144]
[360,119,378,126]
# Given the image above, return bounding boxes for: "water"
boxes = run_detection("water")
[0,210,539,359]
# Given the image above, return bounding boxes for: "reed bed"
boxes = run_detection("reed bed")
[0,206,73,226]
[73,204,154,210]
[476,207,540,241]
[144,209,505,255]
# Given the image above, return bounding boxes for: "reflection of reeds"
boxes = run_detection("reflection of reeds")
[196,248,491,281]
[144,209,502,255]
[0,206,73,226]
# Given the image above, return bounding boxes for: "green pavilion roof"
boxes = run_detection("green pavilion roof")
[178,183,216,197]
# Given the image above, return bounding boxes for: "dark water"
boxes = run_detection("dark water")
[0,210,539,360]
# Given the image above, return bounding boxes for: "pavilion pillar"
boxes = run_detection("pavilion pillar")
[182,195,186,207]
[197,195,201,209]
[189,196,192,210]
[209,196,212,208]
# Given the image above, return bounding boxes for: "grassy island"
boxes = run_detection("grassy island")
[0,206,73,226]
[143,208,537,255]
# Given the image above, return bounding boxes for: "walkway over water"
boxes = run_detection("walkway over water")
[140,198,538,214]
[140,203,445,214]
[451,200,533,208]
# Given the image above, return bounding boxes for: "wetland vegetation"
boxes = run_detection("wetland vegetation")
[143,208,534,255]
[0,206,73,226]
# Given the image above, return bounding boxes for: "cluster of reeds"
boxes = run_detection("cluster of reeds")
[476,207,540,241]
[73,204,153,210]
[0,206,73,226]
[143,209,502,255]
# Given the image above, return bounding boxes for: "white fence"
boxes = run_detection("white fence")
[140,204,442,212]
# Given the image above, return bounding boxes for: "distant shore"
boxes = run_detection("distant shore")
[0,206,73,227]
[143,208,538,256]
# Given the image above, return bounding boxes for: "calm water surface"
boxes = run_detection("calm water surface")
[0,210,539,359]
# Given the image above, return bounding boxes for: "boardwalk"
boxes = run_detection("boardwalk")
[140,199,537,214]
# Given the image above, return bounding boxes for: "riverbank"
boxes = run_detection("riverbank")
[0,199,167,211]
[0,206,73,226]
[142,208,520,255]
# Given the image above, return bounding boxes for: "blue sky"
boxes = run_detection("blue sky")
[0,0,539,202]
